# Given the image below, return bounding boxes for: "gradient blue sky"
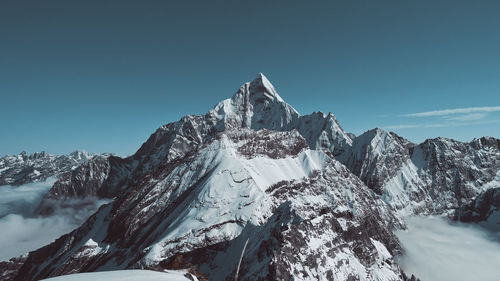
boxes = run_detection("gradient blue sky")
[1,0,499,156]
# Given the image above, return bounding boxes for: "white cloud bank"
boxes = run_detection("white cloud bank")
[0,214,78,261]
[396,216,500,281]
[0,179,110,261]
[0,179,56,217]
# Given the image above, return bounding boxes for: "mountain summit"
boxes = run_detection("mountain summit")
[251,73,285,102]
[1,75,498,281]
[211,73,300,131]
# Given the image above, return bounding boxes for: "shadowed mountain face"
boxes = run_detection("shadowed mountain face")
[455,183,500,230]
[1,74,498,281]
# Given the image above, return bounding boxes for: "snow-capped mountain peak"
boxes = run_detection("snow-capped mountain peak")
[250,72,285,102]
[209,74,353,155]
[68,150,91,161]
[211,73,300,131]
[5,74,498,281]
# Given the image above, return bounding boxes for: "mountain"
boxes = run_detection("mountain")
[454,169,500,231]
[455,187,500,226]
[1,73,496,280]
[340,130,500,217]
[338,128,413,194]
[10,129,406,281]
[0,150,94,186]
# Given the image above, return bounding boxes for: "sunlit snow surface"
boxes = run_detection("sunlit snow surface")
[0,178,110,261]
[41,270,195,281]
[143,135,329,264]
[396,216,500,281]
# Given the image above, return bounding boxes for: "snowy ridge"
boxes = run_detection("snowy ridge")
[341,129,500,217]
[2,73,497,281]
[296,112,353,156]
[142,131,326,265]
[0,151,94,186]
[211,73,299,131]
[339,128,413,193]
[381,136,499,216]
[131,73,352,176]
[6,128,404,280]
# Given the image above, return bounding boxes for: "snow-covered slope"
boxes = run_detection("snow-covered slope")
[10,128,405,281]
[132,74,351,170]
[211,73,300,132]
[1,73,496,281]
[41,269,195,281]
[341,130,500,217]
[0,151,93,186]
[382,136,499,216]
[296,111,353,156]
[339,128,413,194]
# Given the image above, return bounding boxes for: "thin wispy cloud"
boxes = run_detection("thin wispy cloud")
[386,106,500,130]
[446,113,487,121]
[386,123,445,130]
[402,106,500,117]
[385,119,500,130]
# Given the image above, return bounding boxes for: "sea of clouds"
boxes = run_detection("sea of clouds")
[0,179,110,261]
[396,216,500,281]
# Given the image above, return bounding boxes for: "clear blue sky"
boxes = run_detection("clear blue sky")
[1,0,499,156]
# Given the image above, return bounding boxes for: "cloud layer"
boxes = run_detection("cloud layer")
[0,179,56,217]
[0,179,110,261]
[396,216,500,281]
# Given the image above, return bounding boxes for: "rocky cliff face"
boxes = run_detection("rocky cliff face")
[34,155,113,216]
[341,130,500,217]
[1,74,497,280]
[454,170,500,226]
[0,150,93,186]
[11,128,405,281]
[339,128,413,194]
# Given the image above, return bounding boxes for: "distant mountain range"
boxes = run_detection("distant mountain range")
[0,150,94,186]
[1,74,498,281]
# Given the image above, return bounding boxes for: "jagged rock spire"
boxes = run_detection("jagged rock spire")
[248,73,285,103]
[211,73,300,131]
